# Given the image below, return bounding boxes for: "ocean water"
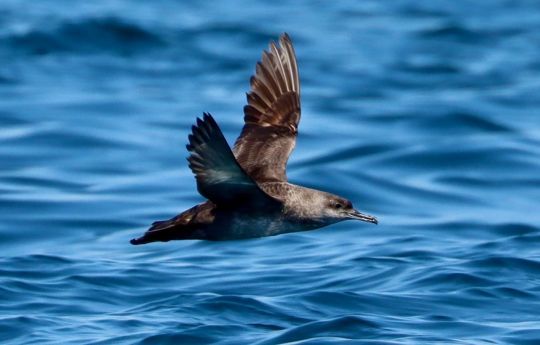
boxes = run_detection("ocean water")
[1,0,540,344]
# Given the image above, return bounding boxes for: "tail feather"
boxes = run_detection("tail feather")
[130,219,182,245]
[150,219,174,231]
[130,202,213,245]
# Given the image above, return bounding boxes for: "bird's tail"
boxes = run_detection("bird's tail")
[131,203,209,245]
[130,218,185,245]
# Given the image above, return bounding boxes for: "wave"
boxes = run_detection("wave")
[418,21,523,43]
[2,1,540,344]
[2,17,164,56]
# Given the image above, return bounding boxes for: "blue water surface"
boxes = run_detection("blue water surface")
[1,1,540,344]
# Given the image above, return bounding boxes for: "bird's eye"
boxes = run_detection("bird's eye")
[334,203,343,209]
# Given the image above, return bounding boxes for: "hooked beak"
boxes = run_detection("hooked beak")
[346,209,378,224]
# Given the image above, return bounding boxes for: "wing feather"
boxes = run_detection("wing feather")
[233,33,301,182]
[187,113,280,208]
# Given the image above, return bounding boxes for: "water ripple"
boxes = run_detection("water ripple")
[1,1,540,344]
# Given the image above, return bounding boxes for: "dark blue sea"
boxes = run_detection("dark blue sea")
[1,1,540,344]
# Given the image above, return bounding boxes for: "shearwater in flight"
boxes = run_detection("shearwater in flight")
[131,33,377,245]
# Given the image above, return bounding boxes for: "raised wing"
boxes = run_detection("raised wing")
[233,33,300,183]
[187,113,280,209]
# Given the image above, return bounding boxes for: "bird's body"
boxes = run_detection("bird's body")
[135,183,352,243]
[131,33,377,245]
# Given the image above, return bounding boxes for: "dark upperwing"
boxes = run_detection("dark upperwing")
[186,113,281,209]
[233,33,301,183]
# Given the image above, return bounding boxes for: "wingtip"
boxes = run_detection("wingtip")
[280,32,292,44]
[204,113,218,128]
[196,117,204,127]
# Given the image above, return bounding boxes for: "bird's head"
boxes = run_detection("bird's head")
[318,194,378,225]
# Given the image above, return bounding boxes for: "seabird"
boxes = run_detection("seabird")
[131,33,377,244]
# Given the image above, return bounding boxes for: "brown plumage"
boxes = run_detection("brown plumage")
[234,34,301,183]
[130,33,377,245]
